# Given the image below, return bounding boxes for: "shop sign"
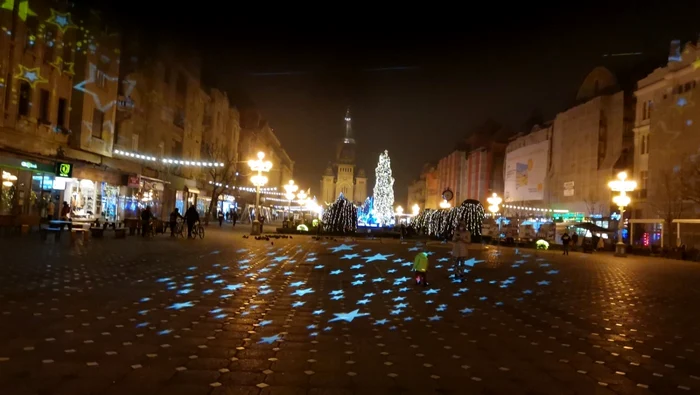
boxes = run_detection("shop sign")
[21,161,38,169]
[55,162,73,178]
[127,174,140,188]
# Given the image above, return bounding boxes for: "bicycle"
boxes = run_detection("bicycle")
[193,221,205,239]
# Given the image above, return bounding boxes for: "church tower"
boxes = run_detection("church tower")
[320,108,368,204]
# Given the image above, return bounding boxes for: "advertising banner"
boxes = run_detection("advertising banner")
[504,140,549,202]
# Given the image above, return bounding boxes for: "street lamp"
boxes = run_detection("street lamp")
[608,171,637,257]
[412,203,420,216]
[487,192,502,241]
[439,199,451,209]
[297,189,308,220]
[248,151,272,235]
[283,180,298,221]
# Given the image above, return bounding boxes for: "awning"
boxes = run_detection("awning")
[140,175,170,184]
[187,187,200,194]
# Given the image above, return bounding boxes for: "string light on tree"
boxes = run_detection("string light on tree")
[322,194,357,233]
[372,150,395,226]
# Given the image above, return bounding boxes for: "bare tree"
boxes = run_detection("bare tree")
[202,142,237,224]
[678,155,700,205]
[650,168,685,247]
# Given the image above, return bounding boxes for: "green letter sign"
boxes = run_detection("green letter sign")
[56,162,73,178]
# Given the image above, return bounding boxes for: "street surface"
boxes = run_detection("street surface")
[1,227,699,395]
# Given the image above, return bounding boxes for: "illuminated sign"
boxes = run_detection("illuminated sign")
[55,162,73,178]
[21,161,38,169]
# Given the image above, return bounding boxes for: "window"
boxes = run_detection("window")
[38,89,50,123]
[132,134,139,151]
[640,171,648,198]
[18,82,31,117]
[95,69,107,89]
[92,109,104,139]
[57,97,67,127]
[642,100,653,120]
[641,135,649,155]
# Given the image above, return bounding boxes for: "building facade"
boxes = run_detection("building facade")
[548,67,631,216]
[320,108,367,204]
[436,150,466,206]
[633,40,700,227]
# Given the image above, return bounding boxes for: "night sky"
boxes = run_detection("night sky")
[99,2,699,204]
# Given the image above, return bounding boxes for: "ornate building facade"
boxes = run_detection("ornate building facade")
[320,108,367,204]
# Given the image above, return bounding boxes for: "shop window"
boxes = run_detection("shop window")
[57,97,67,127]
[18,81,31,117]
[92,109,104,139]
[1,169,19,215]
[39,89,50,124]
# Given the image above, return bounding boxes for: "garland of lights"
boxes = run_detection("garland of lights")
[357,196,377,226]
[410,199,485,239]
[322,194,358,233]
[114,149,224,167]
[373,150,395,226]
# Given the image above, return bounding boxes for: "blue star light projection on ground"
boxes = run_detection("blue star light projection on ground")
[114,235,571,389]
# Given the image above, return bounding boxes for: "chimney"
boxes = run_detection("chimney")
[669,39,682,62]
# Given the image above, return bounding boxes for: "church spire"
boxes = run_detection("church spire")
[344,107,354,143]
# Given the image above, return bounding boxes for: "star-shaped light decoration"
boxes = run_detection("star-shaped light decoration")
[357,299,370,305]
[341,253,361,260]
[408,246,420,252]
[350,264,363,270]
[371,277,385,283]
[428,315,442,321]
[306,257,318,262]
[365,253,395,262]
[167,301,194,310]
[291,301,305,308]
[1,0,36,21]
[328,309,369,323]
[74,63,121,111]
[423,288,439,295]
[258,334,282,344]
[312,309,325,315]
[374,319,388,326]
[328,244,357,253]
[351,280,365,286]
[314,265,324,269]
[290,281,305,287]
[537,280,551,286]
[259,289,273,295]
[46,8,76,32]
[330,269,343,275]
[273,255,290,262]
[393,276,411,285]
[460,308,474,314]
[330,295,344,301]
[14,65,47,88]
[224,284,244,291]
[463,258,485,267]
[258,320,272,327]
[291,288,314,297]
[437,257,450,262]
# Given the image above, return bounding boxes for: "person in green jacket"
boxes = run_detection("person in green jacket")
[412,251,430,286]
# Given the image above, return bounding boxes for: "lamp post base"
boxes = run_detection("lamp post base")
[251,220,262,236]
[614,242,627,257]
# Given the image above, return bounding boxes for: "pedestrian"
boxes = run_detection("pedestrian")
[218,210,224,227]
[184,204,199,239]
[259,215,265,233]
[452,221,471,275]
[571,232,579,252]
[47,199,55,221]
[232,210,238,227]
[141,206,153,237]
[412,251,430,286]
[169,207,182,237]
[60,201,71,220]
[561,231,571,255]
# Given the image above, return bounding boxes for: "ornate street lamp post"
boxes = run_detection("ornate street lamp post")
[248,152,272,235]
[283,180,298,221]
[487,192,502,236]
[608,171,637,257]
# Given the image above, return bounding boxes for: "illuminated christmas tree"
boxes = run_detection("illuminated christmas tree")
[323,194,358,233]
[372,150,395,226]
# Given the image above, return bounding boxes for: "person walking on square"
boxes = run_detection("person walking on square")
[452,221,471,276]
[218,210,224,227]
[412,251,430,286]
[184,205,199,239]
[571,232,579,252]
[561,231,571,255]
[232,210,238,227]
[169,208,182,237]
[141,206,153,237]
[47,200,56,221]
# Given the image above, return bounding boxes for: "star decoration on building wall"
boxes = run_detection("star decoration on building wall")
[74,63,127,112]
[14,65,47,88]
[1,0,36,21]
[46,9,76,33]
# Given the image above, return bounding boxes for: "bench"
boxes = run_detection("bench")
[40,227,62,242]
[70,228,89,245]
[90,227,105,238]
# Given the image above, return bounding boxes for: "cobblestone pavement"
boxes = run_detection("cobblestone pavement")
[1,228,700,395]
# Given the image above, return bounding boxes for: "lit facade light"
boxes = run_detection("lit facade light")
[608,171,637,257]
[487,192,502,214]
[411,203,420,216]
[439,199,451,209]
[395,205,404,215]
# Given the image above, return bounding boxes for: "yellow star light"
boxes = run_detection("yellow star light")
[1,0,37,21]
[49,56,63,72]
[46,9,75,33]
[14,65,47,88]
[63,61,74,75]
